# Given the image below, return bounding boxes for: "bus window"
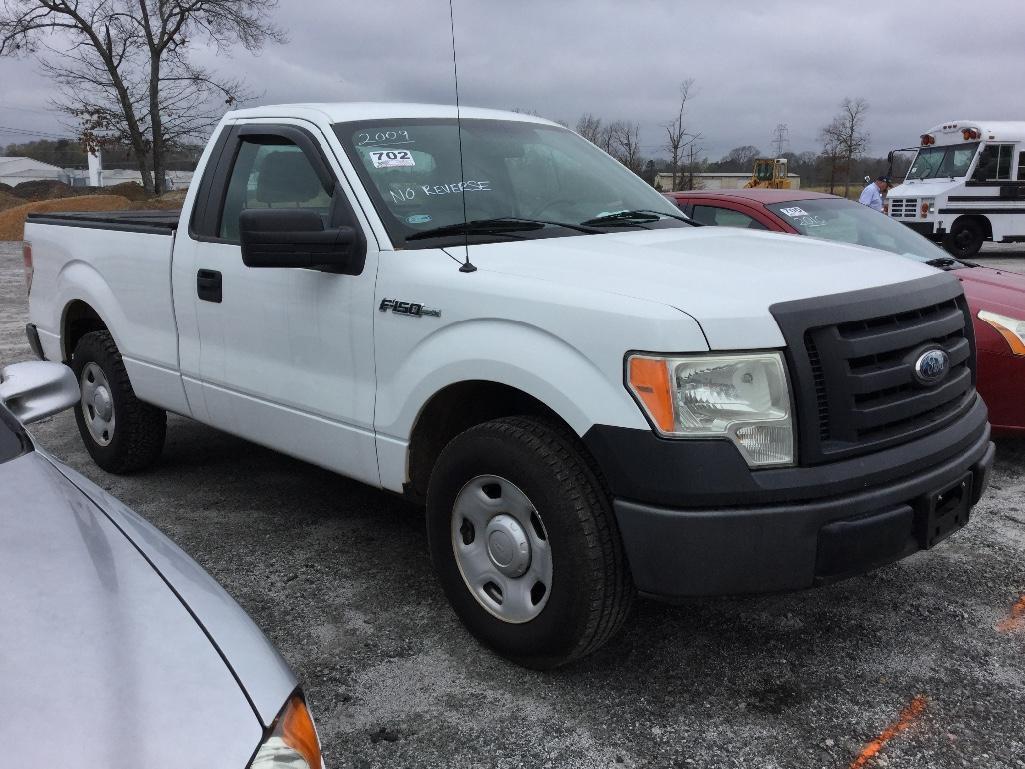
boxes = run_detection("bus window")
[972,144,1015,181]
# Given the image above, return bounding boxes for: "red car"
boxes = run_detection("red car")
[667,189,1025,436]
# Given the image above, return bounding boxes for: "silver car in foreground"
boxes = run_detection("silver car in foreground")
[0,360,323,769]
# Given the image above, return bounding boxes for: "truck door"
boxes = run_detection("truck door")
[172,121,380,485]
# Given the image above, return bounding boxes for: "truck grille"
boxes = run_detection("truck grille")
[771,274,976,465]
[888,198,918,218]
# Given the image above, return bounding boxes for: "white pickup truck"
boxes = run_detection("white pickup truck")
[24,103,994,667]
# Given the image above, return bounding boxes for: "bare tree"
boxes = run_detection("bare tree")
[611,120,642,172]
[820,97,870,197]
[681,141,704,190]
[575,113,603,145]
[720,145,761,172]
[663,78,698,192]
[1,1,284,193]
[818,126,842,194]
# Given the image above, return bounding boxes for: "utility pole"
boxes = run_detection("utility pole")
[771,123,789,157]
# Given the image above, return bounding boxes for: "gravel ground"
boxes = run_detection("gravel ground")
[4,239,1025,769]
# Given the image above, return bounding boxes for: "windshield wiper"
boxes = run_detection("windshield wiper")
[580,209,698,227]
[925,256,962,269]
[406,217,599,241]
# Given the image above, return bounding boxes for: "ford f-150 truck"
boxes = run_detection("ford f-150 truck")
[24,103,995,668]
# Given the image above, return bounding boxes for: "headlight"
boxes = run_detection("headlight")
[921,198,935,217]
[627,351,795,467]
[978,310,1025,356]
[250,694,323,769]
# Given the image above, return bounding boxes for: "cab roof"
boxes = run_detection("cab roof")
[224,102,561,127]
[924,120,1025,143]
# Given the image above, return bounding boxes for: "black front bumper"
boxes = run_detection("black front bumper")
[584,398,994,598]
[898,220,936,237]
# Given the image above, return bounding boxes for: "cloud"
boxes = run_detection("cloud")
[2,0,1023,159]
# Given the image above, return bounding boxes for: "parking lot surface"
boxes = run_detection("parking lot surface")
[4,240,1025,768]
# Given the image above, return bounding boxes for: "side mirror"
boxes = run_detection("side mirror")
[0,361,79,425]
[239,209,366,274]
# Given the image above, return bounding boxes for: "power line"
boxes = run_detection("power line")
[0,124,76,140]
[771,123,789,157]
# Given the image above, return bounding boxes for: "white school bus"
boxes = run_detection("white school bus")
[886,121,1025,257]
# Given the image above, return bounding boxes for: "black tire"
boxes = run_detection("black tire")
[70,330,166,473]
[943,218,984,258]
[426,416,634,668]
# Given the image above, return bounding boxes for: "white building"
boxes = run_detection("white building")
[0,157,68,187]
[1,154,192,191]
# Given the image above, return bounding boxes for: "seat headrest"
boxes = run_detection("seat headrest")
[255,150,323,205]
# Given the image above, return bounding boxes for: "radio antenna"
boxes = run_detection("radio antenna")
[448,0,476,272]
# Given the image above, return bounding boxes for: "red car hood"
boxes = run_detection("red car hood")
[955,266,1025,317]
[954,265,1025,357]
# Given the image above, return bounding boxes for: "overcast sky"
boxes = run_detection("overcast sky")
[2,0,1023,160]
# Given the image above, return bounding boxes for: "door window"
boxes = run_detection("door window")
[1018,151,1025,181]
[690,205,767,229]
[219,140,332,242]
[972,144,1015,182]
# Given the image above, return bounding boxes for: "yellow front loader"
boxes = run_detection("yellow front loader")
[745,158,791,189]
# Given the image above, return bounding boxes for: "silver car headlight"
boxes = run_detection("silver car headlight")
[250,694,323,769]
[627,351,795,467]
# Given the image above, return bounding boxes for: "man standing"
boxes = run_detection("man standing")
[859,175,892,212]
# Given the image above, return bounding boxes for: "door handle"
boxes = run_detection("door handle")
[197,269,222,303]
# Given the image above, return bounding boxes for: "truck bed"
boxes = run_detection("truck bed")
[26,210,181,235]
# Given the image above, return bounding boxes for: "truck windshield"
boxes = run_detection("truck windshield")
[907,142,979,180]
[767,197,950,263]
[334,118,687,249]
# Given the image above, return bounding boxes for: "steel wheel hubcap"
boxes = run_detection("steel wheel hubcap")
[81,362,115,446]
[451,475,552,623]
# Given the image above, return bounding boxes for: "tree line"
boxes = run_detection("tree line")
[567,84,902,193]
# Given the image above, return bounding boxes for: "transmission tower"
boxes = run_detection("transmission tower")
[771,123,789,157]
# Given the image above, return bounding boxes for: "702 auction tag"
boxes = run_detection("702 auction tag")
[370,149,415,168]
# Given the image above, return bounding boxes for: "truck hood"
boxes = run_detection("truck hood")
[0,452,263,768]
[464,227,939,349]
[888,179,964,198]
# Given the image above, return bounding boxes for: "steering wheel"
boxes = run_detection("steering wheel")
[525,197,577,219]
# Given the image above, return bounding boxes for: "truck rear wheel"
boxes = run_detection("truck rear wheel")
[70,330,166,473]
[426,416,634,668]
[943,218,984,258]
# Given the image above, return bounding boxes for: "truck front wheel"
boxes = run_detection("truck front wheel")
[943,218,984,258]
[70,330,166,473]
[426,416,634,668]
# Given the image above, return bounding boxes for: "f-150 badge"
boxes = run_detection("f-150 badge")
[379,298,442,318]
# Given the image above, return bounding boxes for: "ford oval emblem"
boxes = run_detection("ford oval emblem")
[914,348,949,386]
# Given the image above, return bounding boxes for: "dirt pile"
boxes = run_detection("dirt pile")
[104,181,152,201]
[11,179,85,201]
[0,195,132,240]
[0,191,23,212]
[131,188,187,210]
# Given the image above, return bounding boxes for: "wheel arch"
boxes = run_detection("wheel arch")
[952,213,993,240]
[405,380,584,503]
[61,298,111,361]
